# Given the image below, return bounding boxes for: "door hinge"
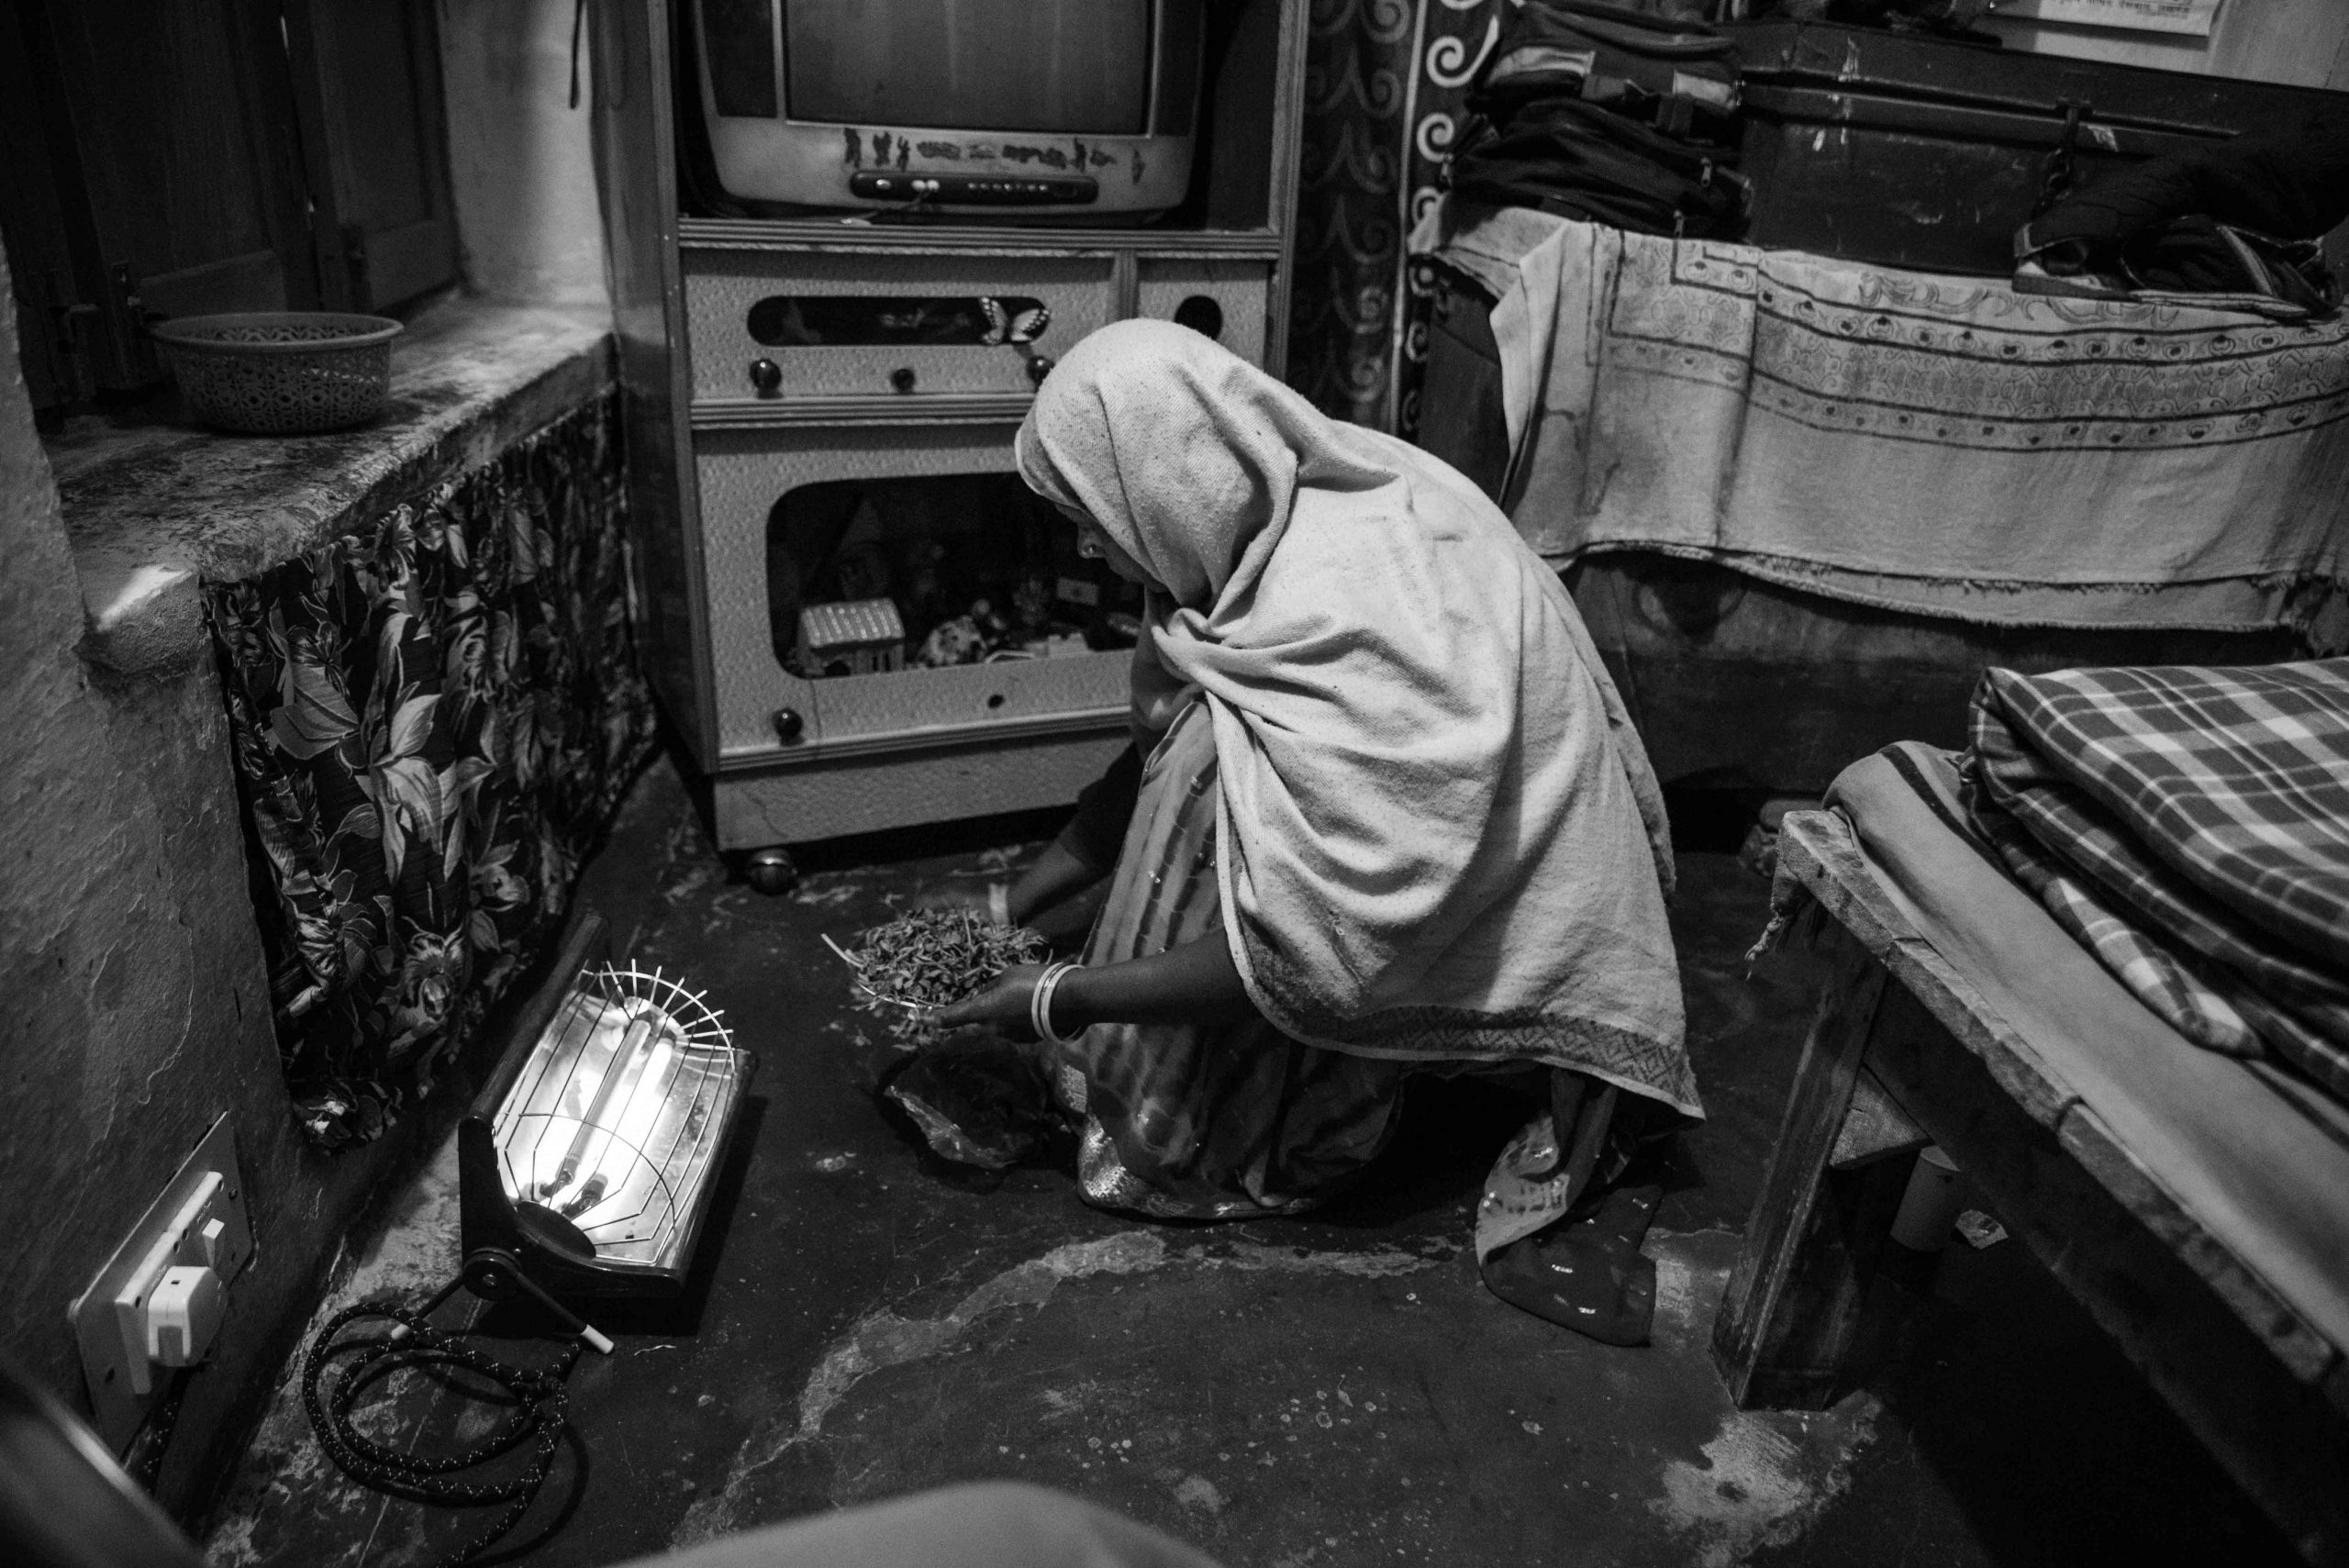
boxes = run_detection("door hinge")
[21,265,95,406]
[341,222,372,312]
[24,261,163,404]
[95,260,165,389]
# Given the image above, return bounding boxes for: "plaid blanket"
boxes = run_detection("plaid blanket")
[1964,662,2349,1102]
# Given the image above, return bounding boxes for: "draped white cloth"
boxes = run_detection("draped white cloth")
[1427,202,2349,648]
[1017,320,1698,1114]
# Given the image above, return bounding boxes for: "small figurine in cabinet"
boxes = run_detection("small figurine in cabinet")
[798,599,907,678]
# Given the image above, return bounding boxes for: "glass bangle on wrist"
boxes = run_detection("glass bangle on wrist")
[1030,960,1083,1047]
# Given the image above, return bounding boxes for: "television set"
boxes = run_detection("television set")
[689,0,1207,219]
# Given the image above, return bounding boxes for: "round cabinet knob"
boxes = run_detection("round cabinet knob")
[888,366,918,394]
[1025,353,1055,386]
[771,706,805,743]
[748,358,782,396]
[1173,295,1224,341]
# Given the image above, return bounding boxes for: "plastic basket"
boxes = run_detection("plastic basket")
[149,312,403,435]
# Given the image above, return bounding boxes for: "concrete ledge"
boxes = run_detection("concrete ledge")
[50,300,613,675]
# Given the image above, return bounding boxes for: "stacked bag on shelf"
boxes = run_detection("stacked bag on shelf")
[2012,102,2349,319]
[1447,0,1747,239]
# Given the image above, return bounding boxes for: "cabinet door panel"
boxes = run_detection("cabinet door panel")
[695,426,1130,763]
[685,250,1117,404]
[1134,258,1270,367]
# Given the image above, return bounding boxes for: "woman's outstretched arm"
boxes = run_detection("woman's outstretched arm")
[1006,838,1108,925]
[934,934,1259,1035]
[920,746,1142,924]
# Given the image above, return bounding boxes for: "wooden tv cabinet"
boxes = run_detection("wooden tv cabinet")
[586,0,1307,884]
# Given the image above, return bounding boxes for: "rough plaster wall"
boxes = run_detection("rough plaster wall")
[440,0,612,309]
[0,250,417,1521]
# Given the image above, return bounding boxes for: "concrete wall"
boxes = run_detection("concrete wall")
[0,248,428,1522]
[439,0,613,310]
[0,11,613,1521]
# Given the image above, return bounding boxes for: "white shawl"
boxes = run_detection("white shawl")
[1017,320,1697,1114]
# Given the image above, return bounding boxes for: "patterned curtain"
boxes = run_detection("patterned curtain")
[206,393,655,1150]
[1286,0,1513,434]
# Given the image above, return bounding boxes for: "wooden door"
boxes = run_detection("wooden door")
[283,0,461,313]
[1,0,313,398]
[0,0,462,413]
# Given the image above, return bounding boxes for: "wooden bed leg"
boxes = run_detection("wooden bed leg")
[1713,927,1912,1408]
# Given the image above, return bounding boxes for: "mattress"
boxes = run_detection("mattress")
[1820,741,2349,1363]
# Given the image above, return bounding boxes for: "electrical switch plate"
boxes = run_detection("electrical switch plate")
[71,1114,254,1452]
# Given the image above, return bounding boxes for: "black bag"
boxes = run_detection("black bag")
[1448,1,1746,239]
[1726,19,2349,274]
[2012,103,2349,317]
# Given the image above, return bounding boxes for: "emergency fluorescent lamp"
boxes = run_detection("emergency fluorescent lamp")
[439,927,753,1340]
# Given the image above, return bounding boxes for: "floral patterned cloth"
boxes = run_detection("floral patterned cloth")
[206,394,654,1149]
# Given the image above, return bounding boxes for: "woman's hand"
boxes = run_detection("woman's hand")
[934,937,1259,1040]
[916,838,1116,931]
[936,962,1049,1036]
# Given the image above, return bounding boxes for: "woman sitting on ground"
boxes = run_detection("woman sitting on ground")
[925,319,1700,1341]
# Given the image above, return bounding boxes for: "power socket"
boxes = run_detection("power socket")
[71,1114,254,1451]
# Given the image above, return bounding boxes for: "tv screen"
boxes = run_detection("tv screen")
[783,0,1152,136]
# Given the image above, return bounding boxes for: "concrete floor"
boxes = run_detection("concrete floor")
[202,758,2298,1568]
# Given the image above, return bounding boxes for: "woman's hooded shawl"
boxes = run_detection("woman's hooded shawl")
[1018,320,1697,1114]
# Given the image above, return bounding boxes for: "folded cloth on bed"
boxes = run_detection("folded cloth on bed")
[1963,662,2349,1100]
[1820,742,2349,1358]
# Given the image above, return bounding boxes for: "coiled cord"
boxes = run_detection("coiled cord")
[303,1299,581,1568]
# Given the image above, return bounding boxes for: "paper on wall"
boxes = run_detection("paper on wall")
[1991,0,2220,36]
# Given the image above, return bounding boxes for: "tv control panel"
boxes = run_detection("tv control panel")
[848,172,1098,206]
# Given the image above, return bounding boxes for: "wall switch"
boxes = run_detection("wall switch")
[71,1114,254,1452]
[195,1218,230,1270]
[146,1267,227,1366]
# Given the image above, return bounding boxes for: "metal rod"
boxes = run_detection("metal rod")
[501,1266,614,1355]
[389,1273,470,1342]
[542,1004,656,1199]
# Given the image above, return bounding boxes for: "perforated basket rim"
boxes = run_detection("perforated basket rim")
[149,312,404,354]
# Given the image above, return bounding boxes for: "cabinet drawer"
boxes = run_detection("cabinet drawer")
[685,250,1119,405]
[1136,257,1270,367]
[695,426,1132,763]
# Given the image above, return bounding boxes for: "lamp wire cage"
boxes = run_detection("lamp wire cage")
[454,951,755,1318]
[495,964,737,1270]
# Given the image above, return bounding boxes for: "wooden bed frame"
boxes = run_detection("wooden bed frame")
[1715,811,2349,1564]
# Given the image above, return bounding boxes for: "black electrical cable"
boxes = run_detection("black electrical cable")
[302,1298,581,1568]
[122,1365,192,1491]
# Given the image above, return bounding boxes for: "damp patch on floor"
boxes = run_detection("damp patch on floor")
[1652,1399,1883,1568]
[672,1231,1456,1549]
[665,1224,1876,1568]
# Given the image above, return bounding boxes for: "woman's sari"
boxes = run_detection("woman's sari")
[1059,702,1408,1218]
